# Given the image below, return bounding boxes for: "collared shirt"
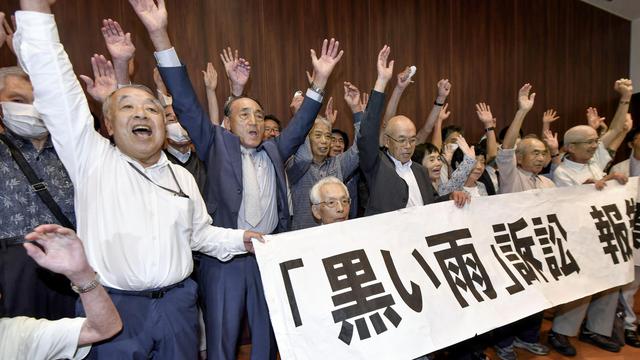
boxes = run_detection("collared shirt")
[286,119,361,230]
[553,142,611,187]
[165,145,191,164]
[0,130,75,239]
[388,153,423,207]
[496,148,555,193]
[0,316,90,360]
[14,11,245,291]
[237,146,278,234]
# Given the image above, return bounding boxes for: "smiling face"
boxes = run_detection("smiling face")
[468,155,486,182]
[103,86,166,167]
[565,126,599,164]
[422,151,442,182]
[516,138,548,174]
[224,97,265,148]
[330,131,346,157]
[309,121,332,161]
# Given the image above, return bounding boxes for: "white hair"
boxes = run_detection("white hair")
[309,176,349,205]
[0,66,29,92]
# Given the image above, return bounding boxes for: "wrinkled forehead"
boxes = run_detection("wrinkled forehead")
[0,75,34,100]
[320,183,348,200]
[113,87,158,105]
[229,98,263,115]
[520,138,546,153]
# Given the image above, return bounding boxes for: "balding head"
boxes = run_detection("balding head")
[384,116,417,164]
[564,125,599,164]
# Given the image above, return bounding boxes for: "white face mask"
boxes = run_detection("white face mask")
[446,143,459,153]
[166,122,191,144]
[1,102,49,139]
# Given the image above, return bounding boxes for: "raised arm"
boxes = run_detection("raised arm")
[438,137,477,194]
[274,38,343,159]
[101,19,135,86]
[337,81,363,176]
[220,47,250,97]
[130,0,216,157]
[607,113,633,154]
[475,102,497,161]
[542,129,561,166]
[24,224,122,346]
[379,66,412,145]
[503,83,535,150]
[358,45,393,175]
[202,62,220,125]
[431,103,450,151]
[15,0,108,184]
[600,79,633,150]
[417,79,451,145]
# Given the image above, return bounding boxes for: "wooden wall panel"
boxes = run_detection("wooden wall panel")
[0,0,630,147]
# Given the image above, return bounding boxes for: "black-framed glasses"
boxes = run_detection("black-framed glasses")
[316,198,351,208]
[386,134,417,146]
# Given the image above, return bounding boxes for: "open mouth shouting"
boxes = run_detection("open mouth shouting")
[132,124,153,138]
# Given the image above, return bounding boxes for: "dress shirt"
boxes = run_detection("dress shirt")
[0,316,90,360]
[630,151,640,177]
[496,148,555,193]
[166,145,191,164]
[553,142,611,187]
[237,146,278,233]
[14,11,246,290]
[388,154,424,207]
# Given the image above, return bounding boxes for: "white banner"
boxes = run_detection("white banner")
[255,179,639,360]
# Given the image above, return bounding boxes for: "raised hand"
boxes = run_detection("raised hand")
[0,13,6,48]
[456,136,476,159]
[129,0,167,33]
[325,96,338,125]
[24,224,93,283]
[343,81,361,113]
[310,38,344,90]
[517,83,535,112]
[614,78,633,99]
[376,45,394,84]
[79,54,117,103]
[586,107,606,130]
[475,102,495,127]
[203,62,218,92]
[289,91,304,115]
[152,67,167,94]
[0,13,14,54]
[542,129,559,154]
[220,47,250,96]
[438,103,451,122]
[397,66,413,90]
[436,79,451,103]
[101,19,135,63]
[306,70,315,86]
[542,109,559,124]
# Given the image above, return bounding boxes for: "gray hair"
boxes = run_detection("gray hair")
[0,66,29,92]
[309,176,349,205]
[102,84,163,119]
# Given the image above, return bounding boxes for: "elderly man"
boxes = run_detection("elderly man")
[13,1,260,358]
[287,82,362,229]
[491,84,552,360]
[1,224,122,360]
[310,176,351,225]
[547,79,632,356]
[358,46,467,216]
[0,36,77,319]
[131,0,343,358]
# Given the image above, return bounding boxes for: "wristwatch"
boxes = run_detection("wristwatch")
[310,82,325,96]
[71,273,100,294]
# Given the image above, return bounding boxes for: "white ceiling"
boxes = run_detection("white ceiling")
[582,0,640,20]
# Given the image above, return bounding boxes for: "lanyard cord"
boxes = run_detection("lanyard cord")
[128,162,190,198]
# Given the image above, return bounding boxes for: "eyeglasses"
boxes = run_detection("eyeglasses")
[316,198,351,208]
[312,133,333,141]
[386,134,417,146]
[571,139,598,145]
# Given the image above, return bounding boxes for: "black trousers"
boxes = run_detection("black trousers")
[0,240,76,319]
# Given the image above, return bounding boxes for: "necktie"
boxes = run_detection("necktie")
[531,174,539,188]
[242,148,262,227]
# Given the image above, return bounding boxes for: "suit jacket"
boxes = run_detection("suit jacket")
[358,90,446,216]
[159,66,321,233]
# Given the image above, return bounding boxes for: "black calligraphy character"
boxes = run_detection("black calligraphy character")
[591,204,632,264]
[425,229,497,308]
[323,249,401,345]
[532,214,580,280]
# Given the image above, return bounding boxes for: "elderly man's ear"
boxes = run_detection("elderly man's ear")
[311,204,322,222]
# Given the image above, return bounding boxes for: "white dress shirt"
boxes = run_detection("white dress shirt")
[166,145,191,164]
[553,142,611,187]
[0,317,90,360]
[14,11,245,290]
[237,146,278,233]
[388,154,424,208]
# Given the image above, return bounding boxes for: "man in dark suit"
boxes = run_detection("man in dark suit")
[131,1,343,358]
[358,46,468,216]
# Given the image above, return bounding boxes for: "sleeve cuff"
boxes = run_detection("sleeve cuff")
[229,229,248,253]
[305,88,323,103]
[154,47,182,67]
[14,11,59,43]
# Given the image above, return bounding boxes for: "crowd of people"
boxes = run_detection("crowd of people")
[0,0,638,359]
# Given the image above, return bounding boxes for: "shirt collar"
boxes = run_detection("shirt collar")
[387,151,412,170]
[116,147,169,171]
[166,145,191,164]
[561,156,593,171]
